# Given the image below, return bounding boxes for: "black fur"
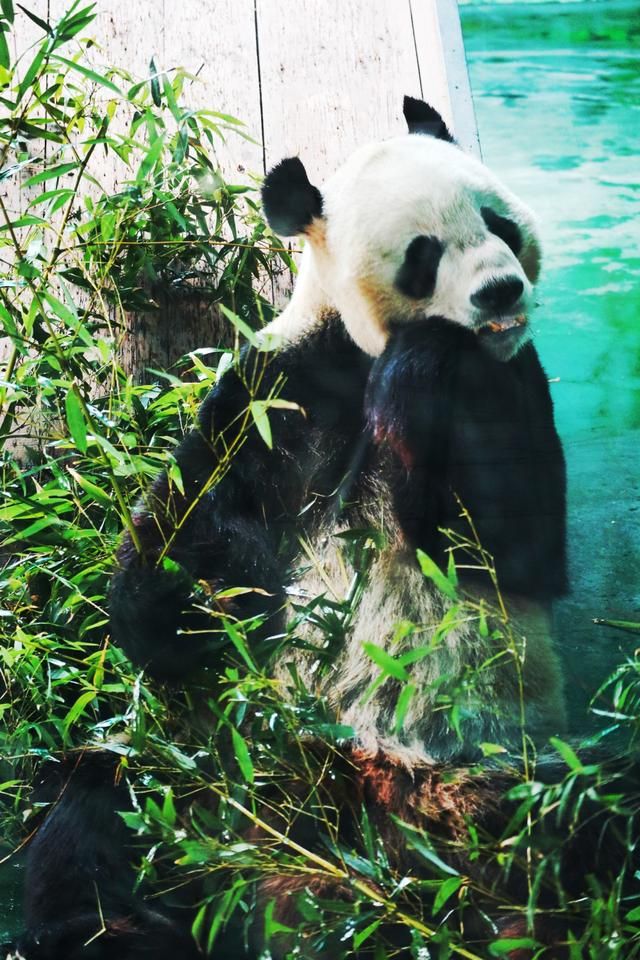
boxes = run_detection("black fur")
[7,754,199,960]
[366,317,567,599]
[15,306,569,958]
[403,95,455,142]
[110,316,371,679]
[111,314,566,681]
[481,206,523,256]
[394,234,444,300]
[261,156,323,236]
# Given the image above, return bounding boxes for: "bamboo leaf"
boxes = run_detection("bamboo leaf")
[14,118,64,142]
[433,876,463,913]
[394,819,460,876]
[191,904,208,945]
[63,688,96,736]
[446,549,458,587]
[0,26,9,69]
[67,467,113,507]
[549,736,583,772]
[43,290,76,324]
[224,621,258,672]
[17,4,50,34]
[24,161,79,187]
[489,939,538,957]
[594,617,640,634]
[0,214,47,230]
[51,54,122,94]
[417,549,457,600]
[27,186,74,208]
[16,43,45,103]
[480,742,508,757]
[231,727,254,784]
[394,682,416,734]
[57,3,96,41]
[354,919,382,950]
[65,387,87,453]
[149,55,161,106]
[362,642,409,681]
[478,600,489,638]
[0,158,33,183]
[1,514,61,545]
[250,400,272,449]
[161,788,176,827]
[0,302,17,336]
[265,398,301,413]
[137,131,164,182]
[1,0,14,24]
[219,303,259,346]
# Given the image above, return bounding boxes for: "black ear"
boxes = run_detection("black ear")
[261,157,323,236]
[403,96,455,143]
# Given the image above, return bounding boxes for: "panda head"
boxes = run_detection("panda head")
[261,97,541,362]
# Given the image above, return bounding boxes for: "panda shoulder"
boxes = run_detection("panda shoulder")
[198,312,371,436]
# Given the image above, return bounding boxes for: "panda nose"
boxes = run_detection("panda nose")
[470,277,524,313]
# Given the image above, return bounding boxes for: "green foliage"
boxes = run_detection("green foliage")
[1,4,640,957]
[0,0,288,877]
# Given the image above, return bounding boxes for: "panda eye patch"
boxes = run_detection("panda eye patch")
[395,235,444,300]
[481,207,522,256]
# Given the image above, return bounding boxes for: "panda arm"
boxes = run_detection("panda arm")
[365,317,567,599]
[110,321,370,679]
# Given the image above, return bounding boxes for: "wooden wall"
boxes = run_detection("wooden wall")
[8,0,478,187]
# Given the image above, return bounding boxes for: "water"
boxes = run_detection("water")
[460,0,640,723]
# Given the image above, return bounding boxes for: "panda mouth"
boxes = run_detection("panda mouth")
[479,313,527,335]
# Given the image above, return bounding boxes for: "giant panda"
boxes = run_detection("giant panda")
[12,97,614,960]
[109,95,568,765]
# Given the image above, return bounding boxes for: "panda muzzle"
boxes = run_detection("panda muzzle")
[485,313,527,334]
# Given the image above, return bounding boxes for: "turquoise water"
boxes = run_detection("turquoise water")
[461,0,640,722]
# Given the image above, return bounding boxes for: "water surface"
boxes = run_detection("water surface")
[461,0,640,722]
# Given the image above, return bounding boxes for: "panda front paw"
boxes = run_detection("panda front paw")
[109,556,216,680]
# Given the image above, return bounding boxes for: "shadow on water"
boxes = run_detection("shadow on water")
[461,0,640,727]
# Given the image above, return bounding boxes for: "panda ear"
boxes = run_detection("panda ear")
[261,157,324,237]
[403,96,455,143]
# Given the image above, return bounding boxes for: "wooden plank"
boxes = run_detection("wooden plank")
[162,0,262,179]
[434,0,481,157]
[1,3,49,413]
[48,0,262,182]
[5,2,50,218]
[45,0,163,200]
[408,0,453,132]
[256,0,425,180]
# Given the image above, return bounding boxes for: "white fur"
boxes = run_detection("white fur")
[262,135,541,359]
[279,529,566,764]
